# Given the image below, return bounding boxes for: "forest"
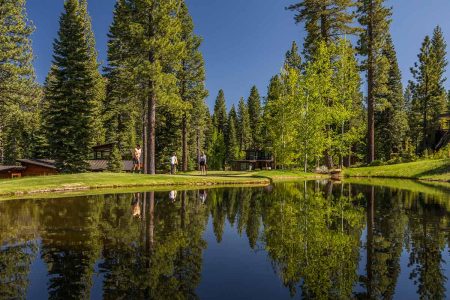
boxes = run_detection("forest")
[0,0,449,174]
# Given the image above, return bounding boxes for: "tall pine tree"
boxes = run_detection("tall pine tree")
[287,0,358,58]
[237,97,252,155]
[0,0,41,164]
[284,41,302,71]
[104,0,138,153]
[106,0,185,174]
[226,105,240,162]
[212,90,227,134]
[79,0,106,146]
[410,27,448,152]
[247,86,262,148]
[375,35,409,160]
[178,2,208,171]
[357,0,392,163]
[45,0,98,172]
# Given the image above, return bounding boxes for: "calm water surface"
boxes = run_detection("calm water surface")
[1,181,450,299]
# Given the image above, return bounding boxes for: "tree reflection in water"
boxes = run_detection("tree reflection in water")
[0,181,449,299]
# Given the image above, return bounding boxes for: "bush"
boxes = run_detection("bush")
[368,160,385,167]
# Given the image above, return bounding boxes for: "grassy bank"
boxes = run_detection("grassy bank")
[0,170,324,199]
[344,159,450,182]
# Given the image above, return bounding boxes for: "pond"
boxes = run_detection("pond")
[1,180,450,299]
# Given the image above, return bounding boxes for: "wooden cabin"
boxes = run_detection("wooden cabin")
[17,159,58,177]
[232,149,274,171]
[0,166,26,179]
[435,113,450,150]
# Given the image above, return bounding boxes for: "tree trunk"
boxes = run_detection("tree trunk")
[367,2,375,164]
[196,127,200,171]
[366,186,375,298]
[146,84,156,174]
[182,113,188,172]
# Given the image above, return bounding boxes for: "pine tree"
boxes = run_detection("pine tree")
[177,2,208,171]
[213,90,228,134]
[410,27,448,152]
[262,75,283,151]
[0,0,41,164]
[45,0,97,172]
[375,35,409,160]
[247,86,262,148]
[287,0,358,58]
[284,41,302,71]
[226,105,240,162]
[104,0,138,152]
[79,0,106,146]
[106,0,185,174]
[357,0,392,163]
[107,145,123,172]
[237,97,252,155]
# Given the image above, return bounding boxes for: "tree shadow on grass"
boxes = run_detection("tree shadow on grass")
[415,160,450,179]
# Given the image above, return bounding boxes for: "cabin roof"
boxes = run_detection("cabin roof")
[16,159,133,172]
[0,166,26,172]
[17,159,57,169]
[92,143,116,151]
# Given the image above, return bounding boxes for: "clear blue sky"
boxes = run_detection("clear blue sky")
[26,0,450,110]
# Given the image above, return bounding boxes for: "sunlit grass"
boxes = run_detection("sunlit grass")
[0,170,326,199]
[344,159,450,182]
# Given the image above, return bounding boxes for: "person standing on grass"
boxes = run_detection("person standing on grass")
[199,151,207,176]
[170,153,178,174]
[133,145,142,173]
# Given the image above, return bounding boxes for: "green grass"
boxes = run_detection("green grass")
[344,159,450,182]
[0,170,325,200]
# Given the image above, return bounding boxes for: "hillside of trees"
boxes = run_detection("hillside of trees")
[0,0,448,173]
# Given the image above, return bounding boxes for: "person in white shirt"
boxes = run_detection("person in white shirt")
[170,153,178,174]
[133,145,142,173]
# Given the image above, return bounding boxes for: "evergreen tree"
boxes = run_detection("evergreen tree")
[237,97,252,155]
[226,105,240,162]
[212,90,227,134]
[375,35,409,160]
[45,0,98,172]
[106,0,185,174]
[262,75,283,151]
[104,0,138,153]
[207,129,226,170]
[284,41,302,71]
[287,0,358,58]
[79,0,106,146]
[247,86,262,148]
[0,0,40,164]
[107,144,123,172]
[410,27,448,153]
[357,0,392,163]
[177,2,208,171]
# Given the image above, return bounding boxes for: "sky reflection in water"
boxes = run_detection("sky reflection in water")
[1,181,450,299]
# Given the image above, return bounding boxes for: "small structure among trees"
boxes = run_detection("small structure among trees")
[231,149,274,171]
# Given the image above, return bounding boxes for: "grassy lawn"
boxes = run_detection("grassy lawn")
[0,170,325,199]
[344,159,450,182]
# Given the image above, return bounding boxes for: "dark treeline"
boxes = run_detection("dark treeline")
[0,0,448,172]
